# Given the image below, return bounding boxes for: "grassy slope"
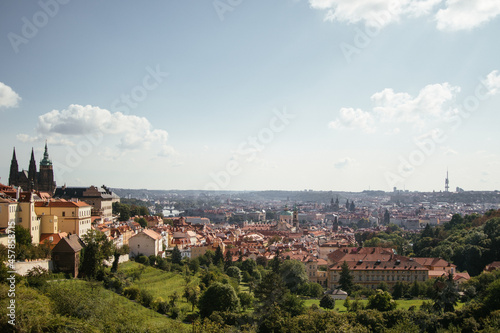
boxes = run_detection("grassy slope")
[303,298,464,312]
[50,279,190,332]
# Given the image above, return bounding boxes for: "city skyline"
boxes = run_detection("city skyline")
[1,1,500,192]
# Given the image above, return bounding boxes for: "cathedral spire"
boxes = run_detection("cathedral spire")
[28,148,37,190]
[40,140,52,166]
[8,147,19,186]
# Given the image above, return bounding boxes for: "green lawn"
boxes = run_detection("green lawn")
[302,297,464,312]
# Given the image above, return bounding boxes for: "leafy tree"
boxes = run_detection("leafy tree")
[279,259,308,293]
[338,261,354,294]
[433,274,459,313]
[214,246,223,266]
[183,284,201,311]
[226,266,242,284]
[367,290,396,311]
[484,278,500,311]
[270,250,282,273]
[254,272,288,314]
[171,245,182,265]
[224,249,233,270]
[198,282,240,318]
[80,229,114,279]
[241,258,257,275]
[135,217,147,228]
[319,294,335,310]
[15,225,32,246]
[238,291,254,310]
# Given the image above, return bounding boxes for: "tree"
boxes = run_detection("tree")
[270,250,281,273]
[433,274,459,313]
[319,294,335,310]
[183,285,200,311]
[349,201,355,212]
[198,282,240,318]
[15,225,32,246]
[384,209,390,225]
[214,246,223,266]
[367,290,396,311]
[226,266,242,284]
[135,217,147,228]
[242,258,257,275]
[254,272,288,314]
[338,261,354,294]
[224,250,233,270]
[80,229,114,279]
[279,260,308,293]
[171,245,182,265]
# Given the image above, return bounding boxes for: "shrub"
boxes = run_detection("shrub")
[123,286,141,301]
[319,294,335,310]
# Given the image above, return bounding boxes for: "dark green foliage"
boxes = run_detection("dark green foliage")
[214,246,223,266]
[339,260,354,294]
[80,229,114,280]
[367,290,397,312]
[15,225,32,246]
[25,266,49,289]
[171,245,182,265]
[298,282,324,297]
[254,272,288,314]
[433,274,459,313]
[241,258,256,275]
[198,282,240,318]
[226,266,242,283]
[135,217,148,228]
[319,294,336,309]
[136,255,149,265]
[279,259,308,293]
[238,291,254,310]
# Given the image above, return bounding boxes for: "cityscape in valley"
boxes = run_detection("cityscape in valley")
[2,1,500,332]
[1,143,500,331]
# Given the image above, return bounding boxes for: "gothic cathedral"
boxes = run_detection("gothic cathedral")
[8,142,56,194]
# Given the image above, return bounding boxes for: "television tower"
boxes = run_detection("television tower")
[445,169,449,192]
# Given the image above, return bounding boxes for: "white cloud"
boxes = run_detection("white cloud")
[436,0,500,31]
[483,70,500,95]
[309,0,441,27]
[19,104,173,155]
[0,82,21,109]
[310,0,500,31]
[372,83,460,125]
[329,107,375,133]
[330,81,460,133]
[334,157,355,169]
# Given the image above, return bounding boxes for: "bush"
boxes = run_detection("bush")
[319,294,335,310]
[135,255,149,265]
[140,289,154,308]
[123,286,141,301]
[226,266,242,284]
[238,291,254,310]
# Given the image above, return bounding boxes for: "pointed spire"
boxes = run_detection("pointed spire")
[40,140,53,166]
[9,147,19,186]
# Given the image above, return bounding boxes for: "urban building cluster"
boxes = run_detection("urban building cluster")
[2,144,499,287]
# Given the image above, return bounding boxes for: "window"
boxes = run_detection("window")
[62,212,65,217]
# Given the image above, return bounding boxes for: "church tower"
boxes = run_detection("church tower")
[8,148,19,186]
[38,142,56,194]
[293,206,300,232]
[28,148,38,191]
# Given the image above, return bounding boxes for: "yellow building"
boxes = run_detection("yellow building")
[35,200,92,237]
[18,192,41,244]
[0,197,17,229]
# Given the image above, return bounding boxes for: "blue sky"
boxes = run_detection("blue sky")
[1,0,500,192]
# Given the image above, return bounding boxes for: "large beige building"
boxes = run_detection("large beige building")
[35,200,92,237]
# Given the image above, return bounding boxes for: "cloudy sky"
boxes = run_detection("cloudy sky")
[1,0,500,192]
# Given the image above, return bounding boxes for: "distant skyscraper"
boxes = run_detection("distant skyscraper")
[445,170,449,193]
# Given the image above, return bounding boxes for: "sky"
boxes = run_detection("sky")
[1,0,500,192]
